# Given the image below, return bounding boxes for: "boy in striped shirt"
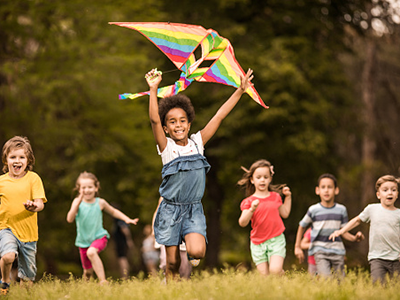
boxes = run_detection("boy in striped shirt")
[294,174,364,277]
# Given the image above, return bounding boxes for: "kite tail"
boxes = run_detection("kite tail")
[119,78,193,100]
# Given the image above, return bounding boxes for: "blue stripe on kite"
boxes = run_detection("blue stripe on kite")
[207,65,236,86]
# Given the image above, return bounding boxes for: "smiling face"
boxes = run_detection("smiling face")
[316,178,339,206]
[377,181,398,210]
[163,107,191,145]
[78,178,99,202]
[7,148,28,179]
[251,166,272,195]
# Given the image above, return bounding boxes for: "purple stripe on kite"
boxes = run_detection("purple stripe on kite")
[159,45,191,60]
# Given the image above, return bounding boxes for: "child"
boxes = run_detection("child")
[238,159,292,276]
[111,209,135,280]
[0,136,47,295]
[66,171,139,284]
[300,228,317,275]
[294,173,364,277]
[329,175,400,283]
[146,68,254,279]
[141,224,159,277]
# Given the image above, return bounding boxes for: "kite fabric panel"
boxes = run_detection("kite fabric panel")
[109,22,268,108]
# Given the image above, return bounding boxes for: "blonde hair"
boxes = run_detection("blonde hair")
[375,175,400,191]
[74,171,101,196]
[2,136,35,173]
[238,159,286,197]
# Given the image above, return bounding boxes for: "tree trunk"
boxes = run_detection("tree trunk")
[360,39,377,208]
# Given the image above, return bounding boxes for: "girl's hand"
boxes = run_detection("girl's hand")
[282,186,291,197]
[250,199,259,212]
[127,218,139,225]
[239,68,254,92]
[145,69,162,89]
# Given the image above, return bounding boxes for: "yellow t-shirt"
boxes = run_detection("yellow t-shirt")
[0,171,47,242]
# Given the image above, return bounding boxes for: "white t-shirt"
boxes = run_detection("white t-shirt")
[359,203,400,261]
[157,131,204,165]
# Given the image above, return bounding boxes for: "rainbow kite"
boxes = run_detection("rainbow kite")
[109,22,268,108]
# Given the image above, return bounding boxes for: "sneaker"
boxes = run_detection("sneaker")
[187,253,200,267]
[0,282,10,295]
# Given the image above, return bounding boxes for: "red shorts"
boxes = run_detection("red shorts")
[79,236,108,269]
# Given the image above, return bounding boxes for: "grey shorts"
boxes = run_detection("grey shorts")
[314,252,345,277]
[0,228,37,281]
[370,258,400,283]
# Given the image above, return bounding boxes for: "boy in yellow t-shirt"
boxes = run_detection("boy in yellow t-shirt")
[0,136,47,294]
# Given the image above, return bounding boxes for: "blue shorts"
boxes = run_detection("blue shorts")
[250,233,286,266]
[0,228,37,281]
[154,200,207,246]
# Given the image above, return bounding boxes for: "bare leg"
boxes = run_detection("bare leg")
[184,233,206,259]
[256,262,269,276]
[86,247,107,284]
[19,280,33,288]
[165,246,180,280]
[179,250,192,279]
[82,268,94,281]
[118,257,130,279]
[268,255,285,275]
[0,252,16,284]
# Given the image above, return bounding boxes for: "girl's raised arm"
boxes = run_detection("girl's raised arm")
[279,186,292,219]
[147,69,168,152]
[66,195,83,223]
[201,69,253,145]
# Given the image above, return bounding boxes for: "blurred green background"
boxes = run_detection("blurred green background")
[1,0,400,279]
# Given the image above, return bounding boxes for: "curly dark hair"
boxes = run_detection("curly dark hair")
[158,94,195,126]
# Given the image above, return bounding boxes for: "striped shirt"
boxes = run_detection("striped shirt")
[299,203,348,256]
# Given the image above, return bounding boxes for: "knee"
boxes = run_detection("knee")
[188,248,206,259]
[269,267,283,276]
[86,247,99,260]
[1,252,16,264]
[166,256,181,272]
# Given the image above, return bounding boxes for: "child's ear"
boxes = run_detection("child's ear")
[315,186,320,195]
[163,125,168,134]
[376,191,380,199]
[335,187,339,195]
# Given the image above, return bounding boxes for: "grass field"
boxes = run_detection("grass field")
[5,268,400,300]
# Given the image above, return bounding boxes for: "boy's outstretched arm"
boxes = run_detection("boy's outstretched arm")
[201,68,254,145]
[147,69,168,152]
[294,225,306,263]
[329,216,363,241]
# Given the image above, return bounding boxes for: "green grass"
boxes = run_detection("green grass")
[6,268,400,300]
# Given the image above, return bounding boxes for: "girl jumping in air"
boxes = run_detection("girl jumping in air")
[238,159,292,276]
[146,68,254,280]
[66,171,139,284]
